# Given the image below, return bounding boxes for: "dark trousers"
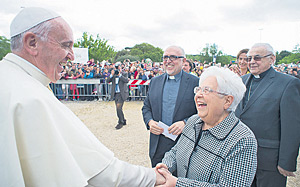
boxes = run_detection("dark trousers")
[115,93,125,124]
[151,135,177,167]
[251,169,287,187]
[151,135,178,176]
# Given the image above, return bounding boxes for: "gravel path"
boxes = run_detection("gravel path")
[63,100,300,187]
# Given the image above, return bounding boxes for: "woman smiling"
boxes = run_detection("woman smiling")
[156,66,258,187]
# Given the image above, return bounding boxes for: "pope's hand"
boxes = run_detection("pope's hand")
[155,163,168,170]
[153,168,166,186]
[155,168,177,187]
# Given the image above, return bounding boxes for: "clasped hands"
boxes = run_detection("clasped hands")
[154,163,177,187]
[148,120,185,136]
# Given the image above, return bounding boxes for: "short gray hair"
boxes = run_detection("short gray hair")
[165,45,186,58]
[251,43,275,56]
[10,20,53,52]
[199,66,246,111]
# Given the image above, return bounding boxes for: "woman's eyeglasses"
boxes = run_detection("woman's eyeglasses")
[194,86,228,96]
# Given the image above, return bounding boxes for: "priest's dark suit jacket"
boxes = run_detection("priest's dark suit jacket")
[235,68,300,173]
[142,71,199,165]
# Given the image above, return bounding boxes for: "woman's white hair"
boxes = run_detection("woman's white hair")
[199,66,246,111]
[10,20,53,52]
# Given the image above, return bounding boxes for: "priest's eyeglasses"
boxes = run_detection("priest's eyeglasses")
[247,54,272,62]
[162,55,184,62]
[194,86,228,96]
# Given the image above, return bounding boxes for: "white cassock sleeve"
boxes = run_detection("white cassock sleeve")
[86,158,156,187]
[0,54,156,187]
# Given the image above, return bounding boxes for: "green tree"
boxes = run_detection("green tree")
[0,36,11,60]
[186,54,211,63]
[187,43,233,65]
[129,43,163,62]
[209,43,218,56]
[74,32,116,62]
[278,53,300,64]
[276,50,291,62]
[187,53,234,65]
[277,44,300,64]
[114,49,130,62]
[115,55,140,63]
[292,44,300,53]
[216,55,235,65]
[202,43,210,56]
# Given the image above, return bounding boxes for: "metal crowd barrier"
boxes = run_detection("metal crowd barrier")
[50,78,149,101]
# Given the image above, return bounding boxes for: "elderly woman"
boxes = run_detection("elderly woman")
[156,66,257,187]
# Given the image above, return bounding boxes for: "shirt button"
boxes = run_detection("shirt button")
[184,165,188,170]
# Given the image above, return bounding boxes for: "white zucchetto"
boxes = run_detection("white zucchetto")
[10,7,60,38]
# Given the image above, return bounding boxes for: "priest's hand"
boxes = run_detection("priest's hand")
[278,166,295,177]
[149,120,163,135]
[168,121,185,135]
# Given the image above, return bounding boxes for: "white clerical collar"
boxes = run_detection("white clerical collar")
[254,74,260,78]
[4,53,51,86]
[13,54,46,75]
[167,70,182,80]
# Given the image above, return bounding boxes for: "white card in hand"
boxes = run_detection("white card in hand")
[158,121,178,141]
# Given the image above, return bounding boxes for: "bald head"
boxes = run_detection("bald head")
[163,46,186,76]
[165,46,186,57]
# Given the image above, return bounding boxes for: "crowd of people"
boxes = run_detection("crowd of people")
[59,57,300,82]
[53,56,300,101]
[2,6,300,187]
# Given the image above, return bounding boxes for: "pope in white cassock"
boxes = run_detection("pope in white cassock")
[0,7,164,187]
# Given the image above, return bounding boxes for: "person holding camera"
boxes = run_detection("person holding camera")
[107,65,130,129]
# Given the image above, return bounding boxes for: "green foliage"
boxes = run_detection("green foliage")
[278,53,300,64]
[74,32,116,62]
[72,33,300,66]
[276,50,291,62]
[202,43,210,56]
[216,55,235,65]
[292,44,300,53]
[114,49,130,62]
[187,43,234,65]
[186,54,211,63]
[0,36,11,60]
[115,55,140,63]
[277,44,300,64]
[129,43,164,62]
[209,43,218,56]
